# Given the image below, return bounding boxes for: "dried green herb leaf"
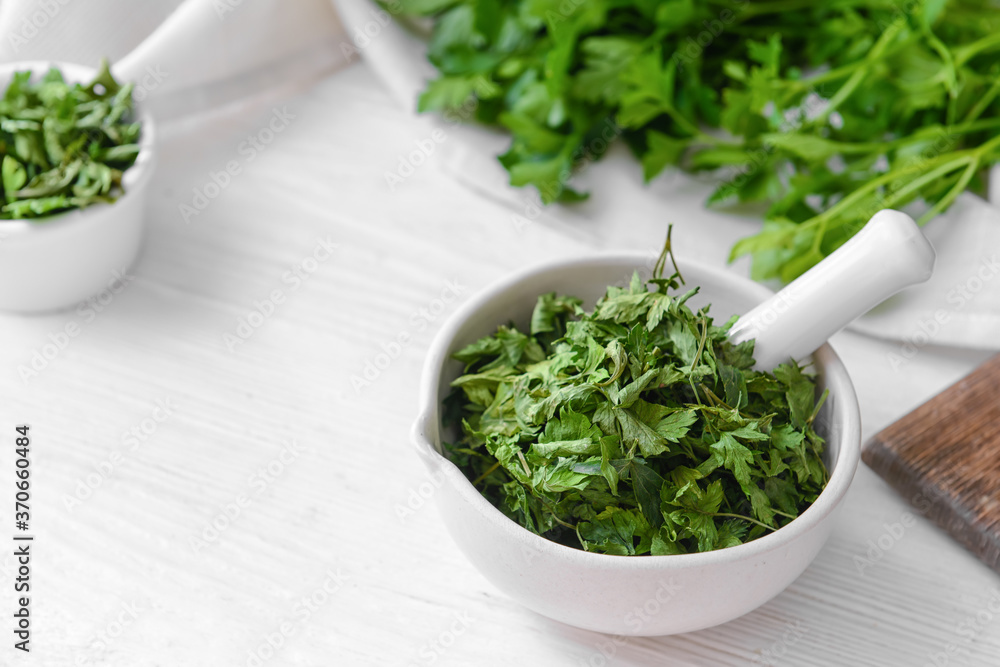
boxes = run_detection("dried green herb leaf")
[0,59,141,219]
[442,236,828,555]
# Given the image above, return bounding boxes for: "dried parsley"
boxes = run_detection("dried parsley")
[0,59,141,219]
[443,235,829,555]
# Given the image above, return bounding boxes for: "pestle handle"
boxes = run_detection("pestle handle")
[729,210,936,370]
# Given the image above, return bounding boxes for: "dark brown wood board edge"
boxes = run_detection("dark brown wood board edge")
[862,432,1000,574]
[861,354,1000,575]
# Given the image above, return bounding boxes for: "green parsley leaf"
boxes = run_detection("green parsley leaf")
[399,0,1000,282]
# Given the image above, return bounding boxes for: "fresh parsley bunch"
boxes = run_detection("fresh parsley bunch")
[396,0,1000,281]
[443,239,829,555]
[0,60,141,219]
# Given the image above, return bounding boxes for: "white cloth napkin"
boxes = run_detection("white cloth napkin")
[0,0,350,120]
[849,193,1000,349]
[332,0,1000,350]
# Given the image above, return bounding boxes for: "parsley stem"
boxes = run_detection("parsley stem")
[538,497,575,529]
[882,156,976,211]
[711,512,777,532]
[972,128,1000,159]
[954,31,1000,66]
[690,317,708,373]
[666,109,725,147]
[698,384,729,410]
[516,451,532,478]
[916,133,1000,223]
[917,158,980,225]
[688,379,701,405]
[875,117,1000,152]
[472,461,501,487]
[923,31,960,121]
[806,389,830,428]
[802,151,973,254]
[804,150,969,234]
[810,219,828,256]
[739,0,870,18]
[800,25,909,91]
[817,20,903,124]
[653,224,683,283]
[964,80,1000,123]
[775,101,1000,157]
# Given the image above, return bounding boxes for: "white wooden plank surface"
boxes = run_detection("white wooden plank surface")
[1,61,998,666]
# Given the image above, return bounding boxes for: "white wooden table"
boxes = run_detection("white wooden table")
[3,60,999,667]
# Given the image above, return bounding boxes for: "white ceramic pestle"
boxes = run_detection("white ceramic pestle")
[728,209,936,370]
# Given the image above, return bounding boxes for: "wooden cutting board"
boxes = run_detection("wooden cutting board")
[862,354,1000,573]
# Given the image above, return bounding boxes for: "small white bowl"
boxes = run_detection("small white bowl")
[413,254,861,636]
[0,61,156,313]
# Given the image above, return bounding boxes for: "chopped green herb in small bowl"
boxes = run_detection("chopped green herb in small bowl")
[0,60,155,312]
[414,249,861,635]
